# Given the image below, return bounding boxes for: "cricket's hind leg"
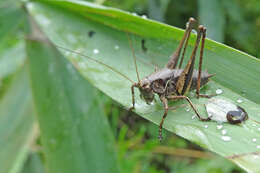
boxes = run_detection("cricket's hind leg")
[158,94,211,141]
[167,95,211,121]
[166,17,197,69]
[178,19,198,69]
[195,26,216,99]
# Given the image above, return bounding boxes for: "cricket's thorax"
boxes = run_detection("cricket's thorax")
[139,68,212,101]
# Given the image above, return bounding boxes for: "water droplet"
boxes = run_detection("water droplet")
[253,155,259,159]
[257,145,260,149]
[216,89,223,95]
[93,49,99,54]
[217,124,223,130]
[252,124,257,127]
[132,12,138,16]
[252,138,257,142]
[114,45,119,50]
[186,108,190,112]
[221,136,231,141]
[192,115,196,119]
[221,129,227,135]
[204,125,208,129]
[141,15,147,19]
[258,128,260,131]
[236,98,243,103]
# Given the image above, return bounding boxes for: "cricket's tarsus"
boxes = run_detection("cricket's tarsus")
[129,17,215,141]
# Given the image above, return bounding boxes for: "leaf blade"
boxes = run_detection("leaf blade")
[26,19,120,173]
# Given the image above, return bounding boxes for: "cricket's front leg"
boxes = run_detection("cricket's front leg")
[129,83,138,111]
[158,95,169,142]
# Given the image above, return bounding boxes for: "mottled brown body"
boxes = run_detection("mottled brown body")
[142,68,212,98]
[129,17,215,141]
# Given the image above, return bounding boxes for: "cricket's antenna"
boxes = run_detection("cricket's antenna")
[55,45,135,84]
[126,33,141,83]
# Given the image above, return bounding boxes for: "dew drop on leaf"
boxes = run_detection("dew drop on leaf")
[141,15,147,19]
[114,45,119,50]
[93,49,99,54]
[237,98,243,103]
[216,89,223,95]
[217,124,223,130]
[132,12,138,16]
[221,129,227,135]
[221,136,231,141]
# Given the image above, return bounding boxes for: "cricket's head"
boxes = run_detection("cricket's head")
[138,79,154,104]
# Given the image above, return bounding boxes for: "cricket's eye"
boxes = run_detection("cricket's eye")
[142,83,150,90]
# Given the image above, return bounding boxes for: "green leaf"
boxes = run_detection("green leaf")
[26,0,260,172]
[0,6,27,78]
[0,67,35,173]
[26,20,120,173]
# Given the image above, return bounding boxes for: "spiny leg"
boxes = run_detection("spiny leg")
[167,95,211,121]
[178,29,191,69]
[158,96,169,142]
[176,25,204,96]
[195,26,215,99]
[166,17,197,69]
[129,83,138,111]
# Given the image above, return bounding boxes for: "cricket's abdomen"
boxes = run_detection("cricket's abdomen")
[190,70,214,90]
[146,68,213,96]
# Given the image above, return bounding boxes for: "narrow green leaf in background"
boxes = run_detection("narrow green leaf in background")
[27,18,120,173]
[0,6,27,78]
[0,67,35,173]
